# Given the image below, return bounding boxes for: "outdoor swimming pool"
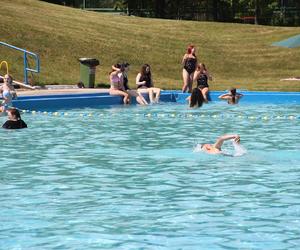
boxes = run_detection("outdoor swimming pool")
[1,102,300,249]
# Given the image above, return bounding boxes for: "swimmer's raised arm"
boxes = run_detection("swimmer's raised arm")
[214,134,240,150]
[218,93,231,99]
[110,70,119,76]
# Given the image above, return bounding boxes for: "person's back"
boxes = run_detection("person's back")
[218,88,243,105]
[189,88,204,108]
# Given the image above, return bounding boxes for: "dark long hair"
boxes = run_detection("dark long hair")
[140,64,151,78]
[230,88,237,104]
[8,108,21,120]
[190,88,204,108]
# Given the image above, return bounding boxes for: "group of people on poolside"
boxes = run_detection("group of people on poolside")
[182,44,243,108]
[0,45,245,153]
[181,45,244,155]
[109,63,161,105]
[0,74,27,129]
[109,44,243,108]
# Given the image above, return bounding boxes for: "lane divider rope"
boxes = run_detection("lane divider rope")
[20,110,300,121]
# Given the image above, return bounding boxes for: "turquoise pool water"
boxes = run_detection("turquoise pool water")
[1,103,300,249]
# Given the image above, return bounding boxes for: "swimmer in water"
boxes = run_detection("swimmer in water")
[218,88,243,105]
[201,134,240,154]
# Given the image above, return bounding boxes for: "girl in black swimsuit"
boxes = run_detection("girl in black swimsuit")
[193,63,212,102]
[136,64,161,103]
[182,45,197,93]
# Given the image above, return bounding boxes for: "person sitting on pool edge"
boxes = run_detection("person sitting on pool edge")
[112,63,148,105]
[136,64,161,104]
[219,88,243,104]
[2,108,27,129]
[201,134,240,154]
[109,65,130,104]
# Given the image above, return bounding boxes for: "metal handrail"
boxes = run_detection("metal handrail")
[0,41,40,85]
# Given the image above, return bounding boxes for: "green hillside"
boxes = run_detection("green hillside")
[1,0,300,91]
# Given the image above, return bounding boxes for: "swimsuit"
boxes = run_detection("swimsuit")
[197,73,209,89]
[2,90,12,99]
[2,90,13,109]
[110,74,121,90]
[184,57,197,74]
[137,74,152,88]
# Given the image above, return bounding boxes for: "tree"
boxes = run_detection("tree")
[154,0,166,18]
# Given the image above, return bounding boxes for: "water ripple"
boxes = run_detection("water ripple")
[0,103,299,249]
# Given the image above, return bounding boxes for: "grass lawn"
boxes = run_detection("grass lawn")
[1,0,300,91]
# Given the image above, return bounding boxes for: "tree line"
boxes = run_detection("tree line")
[42,0,300,26]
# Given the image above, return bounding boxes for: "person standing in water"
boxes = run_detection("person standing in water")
[187,88,205,108]
[2,108,27,129]
[219,88,243,104]
[182,45,197,93]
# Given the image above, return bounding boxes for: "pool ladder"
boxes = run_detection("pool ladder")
[0,41,40,89]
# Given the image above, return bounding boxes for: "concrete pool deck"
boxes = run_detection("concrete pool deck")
[16,87,110,96]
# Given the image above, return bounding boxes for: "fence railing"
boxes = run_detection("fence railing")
[0,41,40,85]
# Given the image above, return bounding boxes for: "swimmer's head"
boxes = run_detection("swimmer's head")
[7,108,21,120]
[201,144,212,151]
[230,88,236,96]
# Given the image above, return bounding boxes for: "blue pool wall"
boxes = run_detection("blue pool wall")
[12,91,300,111]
